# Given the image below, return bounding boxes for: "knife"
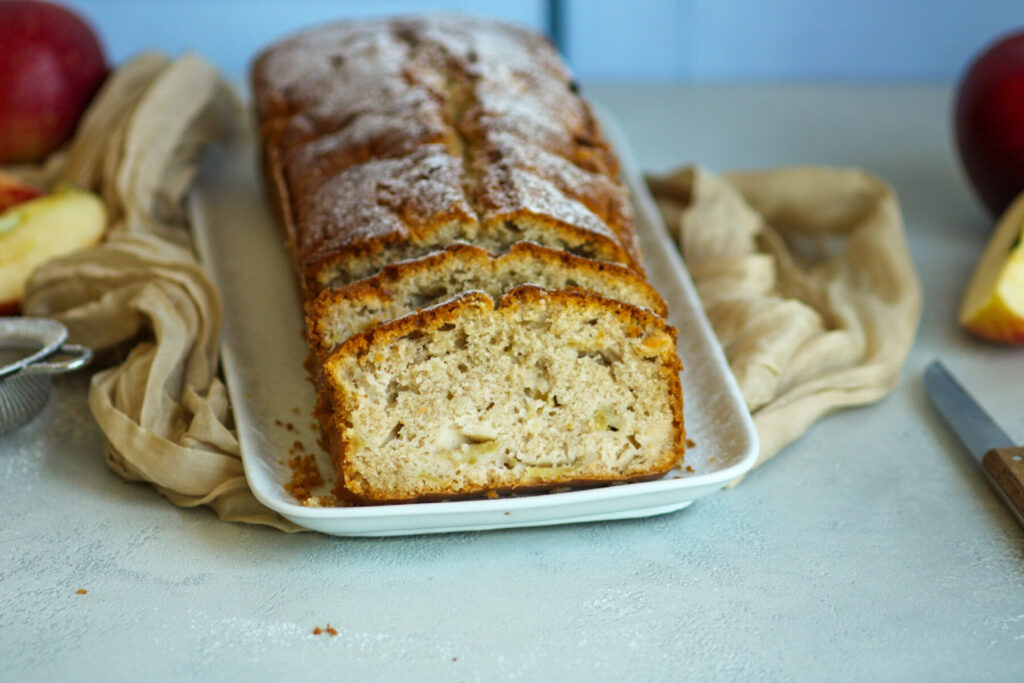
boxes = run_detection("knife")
[924,360,1024,530]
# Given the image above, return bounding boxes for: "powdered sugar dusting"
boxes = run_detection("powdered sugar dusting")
[253,21,403,121]
[255,14,633,287]
[479,131,634,248]
[295,144,474,257]
[476,166,620,244]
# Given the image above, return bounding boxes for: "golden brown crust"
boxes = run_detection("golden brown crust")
[252,15,643,295]
[336,468,673,506]
[281,115,454,203]
[304,241,669,369]
[320,241,665,316]
[292,145,476,294]
[457,81,619,180]
[252,20,420,132]
[473,132,641,269]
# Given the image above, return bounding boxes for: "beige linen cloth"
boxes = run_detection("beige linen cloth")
[17,53,301,531]
[648,167,921,472]
[12,56,920,529]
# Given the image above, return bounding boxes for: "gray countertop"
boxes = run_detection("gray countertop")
[2,84,1023,681]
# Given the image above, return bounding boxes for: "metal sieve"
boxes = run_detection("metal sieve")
[0,317,92,437]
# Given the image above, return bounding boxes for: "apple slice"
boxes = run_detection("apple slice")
[0,185,106,315]
[0,171,42,212]
[959,193,1024,343]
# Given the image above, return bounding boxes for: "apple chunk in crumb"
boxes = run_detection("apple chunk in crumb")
[959,193,1024,343]
[0,185,106,315]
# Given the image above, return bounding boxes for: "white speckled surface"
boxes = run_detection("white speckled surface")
[2,85,1023,680]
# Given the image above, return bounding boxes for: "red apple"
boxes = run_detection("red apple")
[955,29,1024,220]
[0,1,108,163]
[0,171,42,212]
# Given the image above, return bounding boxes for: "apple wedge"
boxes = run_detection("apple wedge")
[959,192,1024,343]
[0,185,106,315]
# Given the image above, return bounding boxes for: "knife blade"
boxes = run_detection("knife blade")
[924,360,1024,530]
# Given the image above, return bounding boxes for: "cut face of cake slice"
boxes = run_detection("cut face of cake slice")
[321,286,685,503]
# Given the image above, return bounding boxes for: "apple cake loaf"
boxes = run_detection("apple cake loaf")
[252,15,686,503]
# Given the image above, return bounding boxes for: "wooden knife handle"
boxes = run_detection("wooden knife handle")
[982,446,1024,529]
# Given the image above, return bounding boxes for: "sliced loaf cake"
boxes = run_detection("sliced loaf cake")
[252,15,687,505]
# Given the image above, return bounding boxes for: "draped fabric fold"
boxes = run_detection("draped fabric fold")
[18,54,301,531]
[648,166,922,475]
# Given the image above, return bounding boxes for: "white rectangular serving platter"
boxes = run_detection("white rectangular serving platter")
[189,107,758,536]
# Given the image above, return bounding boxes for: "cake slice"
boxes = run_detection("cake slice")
[306,241,667,364]
[321,286,684,504]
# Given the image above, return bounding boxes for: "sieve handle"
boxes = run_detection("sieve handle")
[20,344,93,376]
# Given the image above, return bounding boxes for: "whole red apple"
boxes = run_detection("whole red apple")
[955,30,1024,220]
[0,1,107,163]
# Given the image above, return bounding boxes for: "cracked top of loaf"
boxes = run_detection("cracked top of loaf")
[252,14,642,296]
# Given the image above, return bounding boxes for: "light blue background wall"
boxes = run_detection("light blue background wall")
[563,0,1024,81]
[60,0,547,81]
[62,0,1024,82]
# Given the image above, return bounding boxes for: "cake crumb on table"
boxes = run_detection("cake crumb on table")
[312,624,338,636]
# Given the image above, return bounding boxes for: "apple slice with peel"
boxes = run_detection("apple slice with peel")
[0,185,106,315]
[959,193,1024,343]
